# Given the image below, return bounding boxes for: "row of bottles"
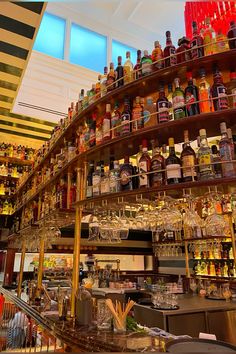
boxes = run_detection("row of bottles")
[0,143,35,161]
[0,200,15,215]
[0,180,17,196]
[194,260,236,278]
[190,241,233,260]
[86,122,236,197]
[0,163,30,179]
[77,65,236,155]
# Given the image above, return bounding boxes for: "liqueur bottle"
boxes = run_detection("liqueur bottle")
[132,96,143,131]
[120,156,134,191]
[197,129,215,180]
[95,75,101,98]
[133,50,142,80]
[138,139,151,188]
[116,56,124,87]
[190,21,204,59]
[226,70,236,109]
[185,72,200,116]
[141,50,153,76]
[172,78,186,120]
[219,122,235,178]
[181,130,197,182]
[176,36,190,64]
[103,104,111,142]
[216,29,229,53]
[92,162,101,197]
[164,31,176,67]
[151,40,163,70]
[100,166,110,195]
[150,139,165,187]
[198,68,213,113]
[167,83,173,120]
[156,83,170,123]
[107,63,116,91]
[227,21,236,49]
[166,138,182,184]
[123,51,133,84]
[202,17,216,56]
[211,65,228,111]
[100,66,108,97]
[86,161,94,198]
[109,158,120,193]
[95,115,103,145]
[111,101,121,139]
[121,97,132,136]
[211,145,222,178]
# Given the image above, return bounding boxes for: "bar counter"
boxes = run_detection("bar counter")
[134,294,236,344]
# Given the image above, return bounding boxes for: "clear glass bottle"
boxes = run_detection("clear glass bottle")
[190,21,204,59]
[100,166,110,194]
[166,137,182,184]
[203,17,216,56]
[198,67,213,113]
[164,31,176,67]
[150,139,165,187]
[197,129,215,180]
[181,130,197,182]
[156,83,170,124]
[109,159,120,193]
[138,139,151,188]
[172,78,186,120]
[92,162,101,196]
[86,161,94,198]
[123,51,133,84]
[219,122,235,178]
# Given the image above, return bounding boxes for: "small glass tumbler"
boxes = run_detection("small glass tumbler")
[97,299,112,330]
[113,316,126,334]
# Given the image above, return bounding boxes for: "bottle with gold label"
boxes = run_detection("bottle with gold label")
[181,130,197,182]
[123,51,133,84]
[216,29,229,53]
[203,17,216,55]
[197,129,215,180]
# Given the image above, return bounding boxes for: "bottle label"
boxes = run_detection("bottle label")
[110,172,119,193]
[89,129,96,147]
[216,86,228,110]
[103,119,110,139]
[139,161,148,186]
[166,164,181,179]
[121,113,131,135]
[172,95,185,108]
[96,127,103,144]
[92,175,101,194]
[151,160,163,184]
[111,113,120,138]
[143,109,150,125]
[182,155,196,178]
[86,185,93,198]
[100,178,110,194]
[141,60,152,75]
[219,144,234,176]
[190,39,198,58]
[124,66,132,83]
[120,169,131,186]
[199,89,212,113]
[185,92,196,111]
[198,152,213,176]
[157,101,169,123]
[132,110,142,131]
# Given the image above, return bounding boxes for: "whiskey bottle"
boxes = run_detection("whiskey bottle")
[197,129,215,180]
[100,166,110,195]
[138,139,151,188]
[202,17,216,56]
[211,145,222,178]
[107,63,116,91]
[123,51,133,84]
[150,140,165,187]
[100,66,108,97]
[156,83,170,123]
[219,122,235,178]
[132,96,143,131]
[121,97,132,136]
[181,130,197,182]
[120,156,134,191]
[166,138,182,184]
[111,101,121,139]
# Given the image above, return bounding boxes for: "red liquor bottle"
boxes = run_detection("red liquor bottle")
[190,21,204,59]
[164,31,176,67]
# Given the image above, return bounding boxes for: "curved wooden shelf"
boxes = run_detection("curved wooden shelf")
[0,156,33,166]
[14,49,236,196]
[76,176,236,207]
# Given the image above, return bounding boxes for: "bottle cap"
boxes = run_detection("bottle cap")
[154,40,160,47]
[144,50,149,56]
[199,129,206,136]
[142,139,148,148]
[126,51,131,58]
[166,31,171,37]
[118,56,122,63]
[186,72,193,81]
[137,49,142,57]
[220,122,227,133]
[227,128,233,139]
[168,137,175,146]
[110,62,114,69]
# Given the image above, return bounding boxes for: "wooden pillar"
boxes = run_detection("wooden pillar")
[36,234,45,298]
[17,239,26,297]
[3,248,16,286]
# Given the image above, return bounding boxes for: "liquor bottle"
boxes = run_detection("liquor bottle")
[92,162,101,196]
[164,31,176,67]
[86,161,94,198]
[211,145,222,178]
[143,96,157,128]
[216,29,229,53]
[219,122,235,178]
[96,115,103,145]
[166,138,182,184]
[123,51,133,84]
[88,111,96,148]
[133,50,142,80]
[211,65,228,111]
[190,21,204,59]
[227,128,235,159]
[150,140,165,187]
[103,104,111,142]
[95,75,101,98]
[198,67,213,113]
[151,40,163,70]
[167,83,173,120]
[181,130,197,182]
[138,139,151,188]
[226,70,236,109]
[185,72,200,116]
[141,50,152,76]
[197,129,215,180]
[121,97,132,136]
[116,56,124,87]
[111,101,121,139]
[172,78,186,120]
[156,83,170,123]
[109,158,120,193]
[120,156,134,191]
[100,66,108,97]
[227,21,236,49]
[107,63,116,91]
[132,96,143,131]
[176,36,191,64]
[100,166,110,195]
[202,17,216,56]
